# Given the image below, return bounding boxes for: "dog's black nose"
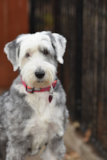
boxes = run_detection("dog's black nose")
[35,70,45,79]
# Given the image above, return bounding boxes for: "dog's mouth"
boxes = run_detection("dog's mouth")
[33,78,52,88]
[37,80,44,83]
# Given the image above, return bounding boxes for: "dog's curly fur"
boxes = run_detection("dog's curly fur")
[0,31,68,160]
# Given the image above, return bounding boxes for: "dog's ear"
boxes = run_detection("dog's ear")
[52,33,67,64]
[4,39,20,71]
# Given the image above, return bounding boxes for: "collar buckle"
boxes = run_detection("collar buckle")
[26,85,34,93]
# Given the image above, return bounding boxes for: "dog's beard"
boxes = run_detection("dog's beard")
[21,62,56,88]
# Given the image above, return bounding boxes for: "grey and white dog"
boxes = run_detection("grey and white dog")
[0,31,68,160]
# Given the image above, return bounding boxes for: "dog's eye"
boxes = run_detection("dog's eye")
[43,49,49,56]
[26,53,30,58]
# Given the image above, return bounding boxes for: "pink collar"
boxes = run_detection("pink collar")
[21,78,57,94]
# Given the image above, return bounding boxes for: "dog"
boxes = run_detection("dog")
[0,31,69,160]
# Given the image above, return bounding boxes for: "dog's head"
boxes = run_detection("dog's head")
[4,31,66,88]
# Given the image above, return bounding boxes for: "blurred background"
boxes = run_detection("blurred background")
[1,0,107,159]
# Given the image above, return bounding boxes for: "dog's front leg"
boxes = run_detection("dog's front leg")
[41,136,66,160]
[6,141,26,160]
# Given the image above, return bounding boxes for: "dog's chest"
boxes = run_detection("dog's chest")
[24,92,63,155]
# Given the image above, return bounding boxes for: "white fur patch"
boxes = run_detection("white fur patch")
[15,84,64,155]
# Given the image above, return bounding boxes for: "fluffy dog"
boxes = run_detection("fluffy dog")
[0,31,68,160]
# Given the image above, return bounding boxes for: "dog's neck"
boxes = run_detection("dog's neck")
[21,78,57,103]
[21,78,57,93]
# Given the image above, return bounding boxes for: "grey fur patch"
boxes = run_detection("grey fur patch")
[4,40,20,71]
[45,32,57,56]
[45,31,66,64]
[41,136,66,160]
[54,79,69,130]
[54,79,66,105]
[0,76,34,159]
[46,32,56,48]
[57,36,63,47]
